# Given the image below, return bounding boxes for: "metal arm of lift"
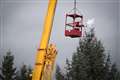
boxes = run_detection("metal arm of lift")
[32,0,57,80]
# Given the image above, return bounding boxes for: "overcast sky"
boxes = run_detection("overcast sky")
[0,0,120,68]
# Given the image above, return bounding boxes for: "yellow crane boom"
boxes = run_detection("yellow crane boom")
[32,0,57,80]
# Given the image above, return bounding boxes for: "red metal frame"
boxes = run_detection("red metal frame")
[65,13,84,38]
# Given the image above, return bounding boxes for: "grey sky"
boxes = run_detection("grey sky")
[0,0,120,69]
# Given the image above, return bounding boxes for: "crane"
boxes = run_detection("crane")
[32,0,57,80]
[32,0,84,80]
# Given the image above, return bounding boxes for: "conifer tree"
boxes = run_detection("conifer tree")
[20,65,28,80]
[103,53,111,80]
[69,29,105,80]
[56,28,120,80]
[65,58,72,80]
[55,65,65,80]
[0,51,17,80]
[109,64,120,80]
[18,64,32,80]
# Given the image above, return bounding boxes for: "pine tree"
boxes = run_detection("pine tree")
[55,65,65,80]
[70,48,88,80]
[103,53,111,80]
[18,64,32,80]
[0,51,17,80]
[27,66,32,80]
[109,64,120,80]
[65,58,72,80]
[68,29,106,80]
[20,64,28,80]
[63,28,120,80]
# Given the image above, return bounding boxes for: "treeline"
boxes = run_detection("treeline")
[0,51,32,80]
[55,29,120,80]
[0,29,120,80]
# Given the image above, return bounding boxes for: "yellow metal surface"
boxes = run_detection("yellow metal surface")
[42,44,57,80]
[32,0,57,80]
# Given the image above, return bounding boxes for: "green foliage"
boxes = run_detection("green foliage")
[103,53,111,80]
[20,65,28,80]
[62,29,120,80]
[55,65,65,80]
[109,64,120,80]
[0,51,32,80]
[27,66,32,80]
[17,64,32,80]
[0,51,17,80]
[65,58,72,80]
[68,29,105,80]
